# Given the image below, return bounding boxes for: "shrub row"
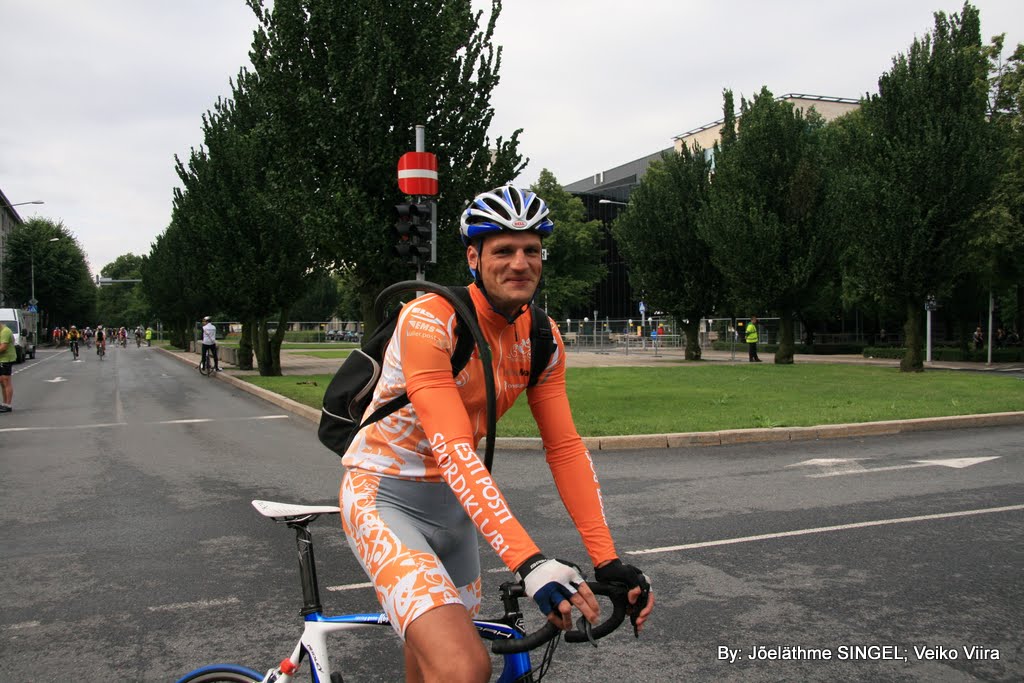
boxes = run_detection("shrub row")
[862,346,1024,362]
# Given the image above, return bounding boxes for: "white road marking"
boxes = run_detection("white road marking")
[3,621,41,631]
[148,597,241,612]
[0,414,290,433]
[807,456,1000,478]
[627,504,1024,556]
[325,582,375,592]
[43,376,68,383]
[12,350,63,374]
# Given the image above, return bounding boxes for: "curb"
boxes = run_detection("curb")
[158,347,1024,452]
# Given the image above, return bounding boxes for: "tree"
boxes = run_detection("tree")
[290,271,342,323]
[529,169,605,318]
[699,87,836,364]
[830,3,996,371]
[96,253,150,329]
[4,218,95,329]
[613,147,721,359]
[969,36,1024,337]
[243,0,525,331]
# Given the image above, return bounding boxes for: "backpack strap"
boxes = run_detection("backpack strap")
[528,304,555,388]
[357,288,477,431]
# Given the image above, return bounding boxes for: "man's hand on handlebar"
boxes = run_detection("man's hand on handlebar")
[515,554,601,630]
[595,559,654,636]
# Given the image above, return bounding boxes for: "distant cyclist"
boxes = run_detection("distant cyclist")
[67,325,81,360]
[95,326,106,356]
[134,326,143,347]
[200,316,221,372]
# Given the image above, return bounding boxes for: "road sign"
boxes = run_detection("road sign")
[28,297,38,306]
[398,152,438,195]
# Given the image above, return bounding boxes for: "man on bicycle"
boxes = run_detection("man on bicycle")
[95,325,106,356]
[67,325,82,359]
[340,186,653,682]
[200,316,221,372]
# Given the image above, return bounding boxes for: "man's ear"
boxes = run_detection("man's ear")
[466,243,480,271]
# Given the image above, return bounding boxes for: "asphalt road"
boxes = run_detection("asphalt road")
[1,345,1021,682]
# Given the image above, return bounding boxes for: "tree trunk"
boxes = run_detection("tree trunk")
[269,310,288,376]
[254,319,272,376]
[901,301,925,372]
[682,318,701,360]
[237,321,254,370]
[775,311,795,364]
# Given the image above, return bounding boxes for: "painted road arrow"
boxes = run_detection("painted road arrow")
[795,456,1001,478]
[44,376,68,383]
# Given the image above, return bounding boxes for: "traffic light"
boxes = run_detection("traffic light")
[393,201,435,266]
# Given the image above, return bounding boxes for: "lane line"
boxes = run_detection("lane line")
[0,414,290,434]
[148,597,241,612]
[627,504,1024,556]
[325,582,375,592]
[12,350,63,374]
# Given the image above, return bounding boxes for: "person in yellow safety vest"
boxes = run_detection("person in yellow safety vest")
[746,316,762,362]
[145,326,154,347]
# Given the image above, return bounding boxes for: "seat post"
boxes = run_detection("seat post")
[289,521,324,615]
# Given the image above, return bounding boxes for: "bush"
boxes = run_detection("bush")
[862,346,1024,362]
[710,342,866,355]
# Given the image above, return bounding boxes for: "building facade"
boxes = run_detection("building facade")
[0,187,27,308]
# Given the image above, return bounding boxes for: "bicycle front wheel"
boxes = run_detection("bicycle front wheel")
[175,663,262,683]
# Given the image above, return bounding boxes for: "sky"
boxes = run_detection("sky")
[2,0,1023,278]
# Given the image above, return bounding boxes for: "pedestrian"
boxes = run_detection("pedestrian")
[339,185,653,682]
[746,315,762,362]
[973,326,984,351]
[0,318,17,412]
[145,326,154,346]
[995,327,1005,349]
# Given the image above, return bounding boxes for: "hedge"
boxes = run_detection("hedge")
[862,346,1024,362]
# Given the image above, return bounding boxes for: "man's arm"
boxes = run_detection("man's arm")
[527,331,618,568]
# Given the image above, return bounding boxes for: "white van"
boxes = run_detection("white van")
[0,307,38,363]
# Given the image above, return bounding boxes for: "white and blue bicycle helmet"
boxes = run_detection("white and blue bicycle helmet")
[460,186,554,246]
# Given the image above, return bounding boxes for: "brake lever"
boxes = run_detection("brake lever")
[630,584,651,639]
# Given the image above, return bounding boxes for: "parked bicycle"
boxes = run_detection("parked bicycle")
[175,500,631,683]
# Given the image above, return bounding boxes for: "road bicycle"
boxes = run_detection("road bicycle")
[198,350,215,377]
[96,342,105,360]
[175,500,630,683]
[69,340,79,360]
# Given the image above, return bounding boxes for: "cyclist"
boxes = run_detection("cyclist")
[67,325,82,359]
[119,327,128,347]
[200,316,220,372]
[134,326,143,347]
[95,325,106,357]
[340,186,653,682]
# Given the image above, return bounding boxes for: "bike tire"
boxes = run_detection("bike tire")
[175,663,262,683]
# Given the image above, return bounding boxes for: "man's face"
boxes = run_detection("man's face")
[467,231,543,315]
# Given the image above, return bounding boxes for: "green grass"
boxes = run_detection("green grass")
[217,341,358,350]
[239,365,1024,437]
[293,350,354,359]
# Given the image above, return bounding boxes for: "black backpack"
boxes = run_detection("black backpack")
[317,283,554,461]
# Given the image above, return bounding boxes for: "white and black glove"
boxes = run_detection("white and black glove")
[515,554,585,616]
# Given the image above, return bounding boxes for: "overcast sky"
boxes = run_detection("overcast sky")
[2,1,1022,277]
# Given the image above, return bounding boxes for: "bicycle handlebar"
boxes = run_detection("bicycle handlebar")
[490,581,630,655]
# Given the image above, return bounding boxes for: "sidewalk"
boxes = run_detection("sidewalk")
[158,345,1024,451]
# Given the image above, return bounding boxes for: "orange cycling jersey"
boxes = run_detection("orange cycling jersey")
[343,283,617,572]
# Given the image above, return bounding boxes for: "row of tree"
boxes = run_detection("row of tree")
[615,3,1023,371]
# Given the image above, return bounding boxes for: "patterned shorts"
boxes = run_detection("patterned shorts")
[340,469,482,639]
